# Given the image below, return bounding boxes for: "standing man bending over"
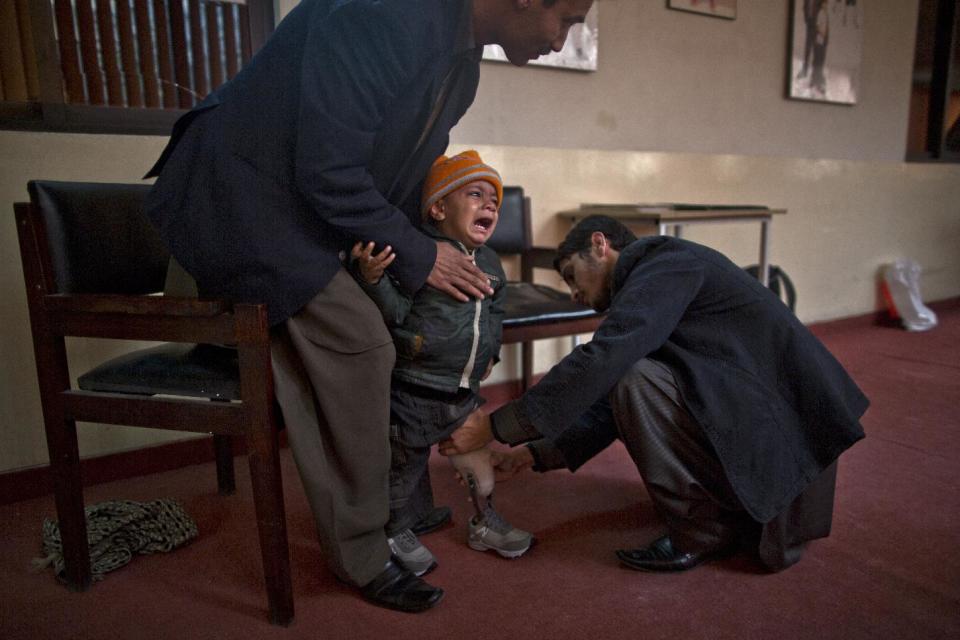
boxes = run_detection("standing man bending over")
[442,216,867,574]
[144,0,594,613]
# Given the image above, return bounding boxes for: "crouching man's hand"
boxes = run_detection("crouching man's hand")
[490,446,534,481]
[439,409,493,456]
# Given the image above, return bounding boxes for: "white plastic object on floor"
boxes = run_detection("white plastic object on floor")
[881,259,938,332]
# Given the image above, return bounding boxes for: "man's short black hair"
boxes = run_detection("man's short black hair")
[554,215,637,272]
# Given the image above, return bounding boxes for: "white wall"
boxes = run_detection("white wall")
[3,0,957,473]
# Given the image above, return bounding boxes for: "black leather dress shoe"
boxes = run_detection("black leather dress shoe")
[410,506,453,536]
[359,558,444,613]
[616,535,734,572]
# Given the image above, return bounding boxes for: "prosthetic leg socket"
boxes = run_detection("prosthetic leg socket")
[448,447,495,517]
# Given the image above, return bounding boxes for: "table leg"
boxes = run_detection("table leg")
[759,219,771,287]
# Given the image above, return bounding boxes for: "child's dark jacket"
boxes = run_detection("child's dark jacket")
[353,224,506,394]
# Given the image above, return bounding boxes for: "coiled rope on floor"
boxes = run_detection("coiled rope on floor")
[35,499,199,581]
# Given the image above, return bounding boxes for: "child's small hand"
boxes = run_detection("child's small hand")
[351,241,395,284]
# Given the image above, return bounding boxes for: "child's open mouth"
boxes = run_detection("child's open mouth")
[473,217,494,233]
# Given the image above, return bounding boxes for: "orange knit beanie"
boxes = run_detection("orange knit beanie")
[421,150,503,216]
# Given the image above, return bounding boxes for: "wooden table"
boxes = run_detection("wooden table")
[558,204,787,286]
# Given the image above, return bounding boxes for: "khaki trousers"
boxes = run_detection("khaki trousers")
[610,358,837,571]
[270,269,396,586]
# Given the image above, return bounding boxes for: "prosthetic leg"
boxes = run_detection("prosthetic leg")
[447,448,534,559]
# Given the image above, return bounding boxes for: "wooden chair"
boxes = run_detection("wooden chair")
[490,187,605,390]
[14,181,293,626]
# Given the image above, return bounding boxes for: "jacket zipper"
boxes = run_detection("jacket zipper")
[459,247,481,388]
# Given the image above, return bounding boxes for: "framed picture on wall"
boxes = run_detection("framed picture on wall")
[789,0,863,104]
[667,0,737,20]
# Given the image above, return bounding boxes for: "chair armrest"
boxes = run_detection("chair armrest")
[520,247,558,282]
[43,294,230,317]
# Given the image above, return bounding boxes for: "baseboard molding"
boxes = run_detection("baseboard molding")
[4,296,957,506]
[812,296,960,335]
[0,437,233,506]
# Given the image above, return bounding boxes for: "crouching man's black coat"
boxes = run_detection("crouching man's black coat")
[494,236,868,524]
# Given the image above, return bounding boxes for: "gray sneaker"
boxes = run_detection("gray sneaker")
[467,506,534,559]
[387,529,437,577]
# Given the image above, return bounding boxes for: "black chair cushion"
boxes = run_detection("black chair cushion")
[77,344,241,400]
[502,282,601,327]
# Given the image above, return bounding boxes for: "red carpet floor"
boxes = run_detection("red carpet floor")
[2,302,958,640]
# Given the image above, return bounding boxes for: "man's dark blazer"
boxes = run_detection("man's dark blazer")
[145,0,481,325]
[503,237,868,523]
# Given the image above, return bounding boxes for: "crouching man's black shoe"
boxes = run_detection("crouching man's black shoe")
[359,557,444,613]
[410,506,453,536]
[616,535,734,573]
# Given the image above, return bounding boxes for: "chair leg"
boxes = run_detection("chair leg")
[45,415,92,591]
[235,306,293,625]
[30,326,90,590]
[522,340,534,391]
[212,434,236,495]
[245,418,293,626]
